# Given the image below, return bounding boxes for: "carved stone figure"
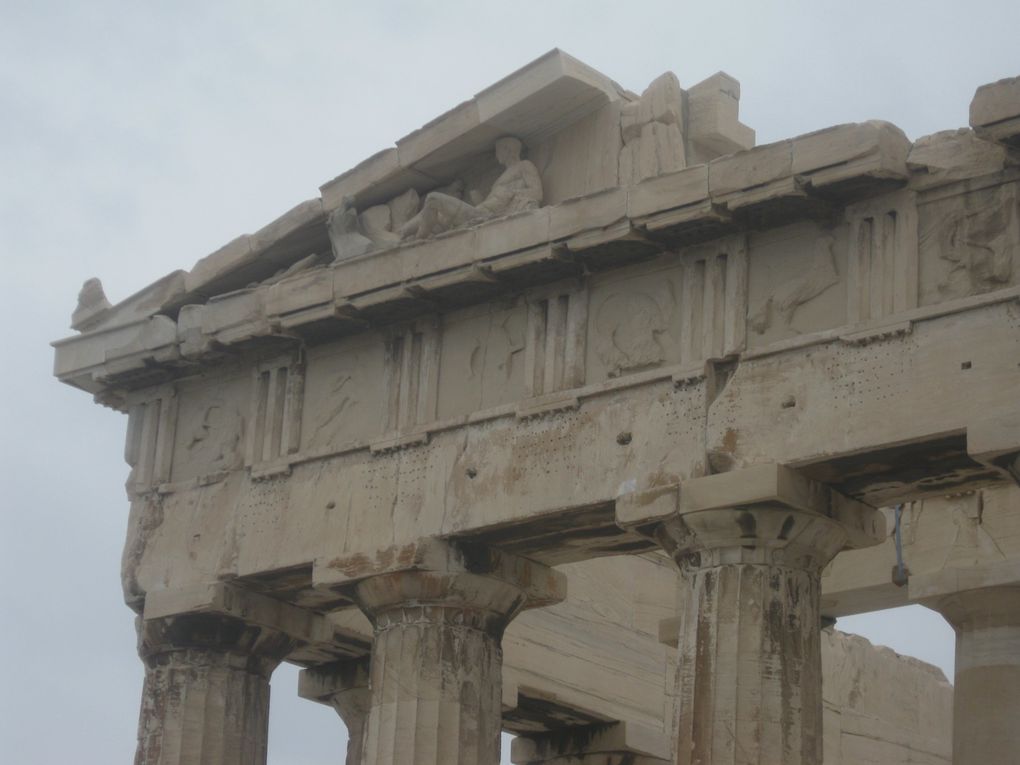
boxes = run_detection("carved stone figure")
[72,277,112,331]
[931,195,1017,298]
[399,137,542,241]
[619,72,686,186]
[358,188,423,248]
[595,291,667,376]
[749,235,839,334]
[327,197,375,262]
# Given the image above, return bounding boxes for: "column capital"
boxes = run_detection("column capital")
[140,581,364,667]
[136,613,296,677]
[314,537,566,624]
[617,463,885,571]
[617,464,884,765]
[924,583,1020,631]
[320,539,565,765]
[134,611,295,764]
[915,571,1020,764]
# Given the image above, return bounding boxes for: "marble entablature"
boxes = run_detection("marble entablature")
[53,49,1020,595]
[53,48,1020,578]
[53,53,1020,763]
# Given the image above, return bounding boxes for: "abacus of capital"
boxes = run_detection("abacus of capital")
[54,52,1020,764]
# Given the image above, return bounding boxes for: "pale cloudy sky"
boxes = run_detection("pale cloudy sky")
[2,1,1016,762]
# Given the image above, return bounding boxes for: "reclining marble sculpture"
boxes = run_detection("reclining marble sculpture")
[400,136,543,241]
[327,136,544,261]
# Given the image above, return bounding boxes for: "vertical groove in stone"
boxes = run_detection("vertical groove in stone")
[355,565,533,765]
[932,585,1020,765]
[660,504,846,765]
[135,652,271,765]
[362,608,504,765]
[676,564,826,765]
[326,679,371,765]
[133,616,291,765]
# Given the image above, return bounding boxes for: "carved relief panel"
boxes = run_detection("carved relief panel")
[170,368,248,484]
[747,222,846,347]
[436,299,527,421]
[301,334,387,452]
[919,180,1019,305]
[383,318,440,435]
[124,385,177,493]
[586,236,747,383]
[524,282,587,398]
[846,190,919,322]
[587,259,681,382]
[245,352,304,469]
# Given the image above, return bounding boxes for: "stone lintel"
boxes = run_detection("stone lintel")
[511,721,671,764]
[909,560,1020,604]
[142,581,357,659]
[968,414,1020,485]
[297,657,370,705]
[54,121,914,393]
[970,75,1020,148]
[616,464,885,550]
[313,537,566,610]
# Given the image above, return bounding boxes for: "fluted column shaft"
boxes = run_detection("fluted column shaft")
[298,659,372,765]
[932,586,1020,765]
[655,506,847,765]
[331,682,371,765]
[355,570,527,765]
[134,614,294,765]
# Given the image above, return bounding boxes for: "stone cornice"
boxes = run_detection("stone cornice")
[54,118,918,396]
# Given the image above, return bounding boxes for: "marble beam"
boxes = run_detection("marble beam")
[511,721,671,765]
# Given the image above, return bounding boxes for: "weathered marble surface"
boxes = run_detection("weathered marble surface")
[52,51,1020,765]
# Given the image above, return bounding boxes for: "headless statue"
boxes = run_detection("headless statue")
[400,136,542,241]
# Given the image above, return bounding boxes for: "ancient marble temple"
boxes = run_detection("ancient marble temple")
[54,51,1020,764]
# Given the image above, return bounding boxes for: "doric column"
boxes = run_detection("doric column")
[618,464,884,765]
[134,613,295,765]
[315,538,566,765]
[298,658,372,765]
[511,721,671,764]
[924,583,1020,764]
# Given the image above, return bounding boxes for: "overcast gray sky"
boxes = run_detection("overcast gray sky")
[2,0,1017,762]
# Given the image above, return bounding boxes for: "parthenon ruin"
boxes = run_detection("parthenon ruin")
[53,51,1020,764]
